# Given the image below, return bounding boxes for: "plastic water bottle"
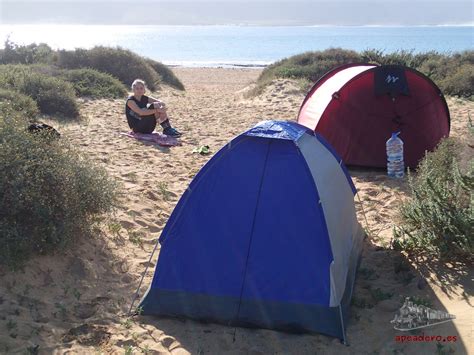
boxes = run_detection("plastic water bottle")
[386,132,404,178]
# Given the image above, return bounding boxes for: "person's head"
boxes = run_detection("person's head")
[131,79,146,96]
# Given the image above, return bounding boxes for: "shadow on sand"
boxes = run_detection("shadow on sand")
[0,229,138,353]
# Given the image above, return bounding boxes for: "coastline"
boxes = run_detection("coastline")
[165,62,270,69]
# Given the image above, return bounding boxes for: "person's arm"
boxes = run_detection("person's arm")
[147,96,166,108]
[127,100,157,116]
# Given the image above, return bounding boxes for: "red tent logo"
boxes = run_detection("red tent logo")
[386,74,400,84]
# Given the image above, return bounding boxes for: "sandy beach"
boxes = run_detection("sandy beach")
[0,68,472,355]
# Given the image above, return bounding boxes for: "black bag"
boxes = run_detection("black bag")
[28,122,61,139]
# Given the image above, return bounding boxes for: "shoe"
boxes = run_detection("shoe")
[163,127,182,137]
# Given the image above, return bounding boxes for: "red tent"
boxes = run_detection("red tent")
[297,63,450,168]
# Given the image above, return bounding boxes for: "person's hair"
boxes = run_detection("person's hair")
[131,79,146,90]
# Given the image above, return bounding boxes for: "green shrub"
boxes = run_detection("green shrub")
[29,63,63,77]
[438,64,474,98]
[146,59,184,90]
[251,48,361,96]
[360,49,440,68]
[55,48,89,68]
[417,57,450,83]
[259,48,362,83]
[0,115,118,268]
[0,64,80,119]
[19,73,79,119]
[0,64,33,88]
[0,88,40,120]
[57,46,159,91]
[60,68,127,98]
[0,39,54,65]
[145,58,184,91]
[393,138,473,260]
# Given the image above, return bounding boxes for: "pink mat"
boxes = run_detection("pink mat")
[120,132,181,147]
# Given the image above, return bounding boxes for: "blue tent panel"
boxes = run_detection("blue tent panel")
[151,137,269,297]
[241,139,333,305]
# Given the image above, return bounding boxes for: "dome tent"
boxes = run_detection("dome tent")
[139,121,363,342]
[297,63,450,168]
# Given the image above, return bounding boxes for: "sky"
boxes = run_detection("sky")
[1,0,473,26]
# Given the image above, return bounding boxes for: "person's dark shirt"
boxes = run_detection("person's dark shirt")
[125,95,149,122]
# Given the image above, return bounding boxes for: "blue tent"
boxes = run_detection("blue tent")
[139,121,363,342]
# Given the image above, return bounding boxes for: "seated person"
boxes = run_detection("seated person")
[125,79,182,137]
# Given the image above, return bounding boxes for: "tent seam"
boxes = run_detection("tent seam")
[232,139,272,326]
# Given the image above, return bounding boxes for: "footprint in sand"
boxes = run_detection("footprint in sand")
[160,335,176,349]
[365,189,380,197]
[121,274,135,284]
[113,261,129,275]
[146,191,159,201]
[73,303,97,320]
[119,220,135,229]
[134,219,149,227]
[147,225,161,233]
[62,324,110,347]
[139,261,155,268]
[127,210,142,218]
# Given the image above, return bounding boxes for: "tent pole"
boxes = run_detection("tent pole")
[339,304,348,346]
[128,236,161,316]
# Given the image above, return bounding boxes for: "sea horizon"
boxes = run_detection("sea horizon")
[1,24,472,68]
[2,23,473,26]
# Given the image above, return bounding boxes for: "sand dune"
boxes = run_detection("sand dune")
[0,68,472,354]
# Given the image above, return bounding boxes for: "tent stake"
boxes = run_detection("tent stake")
[339,305,349,346]
[356,191,372,238]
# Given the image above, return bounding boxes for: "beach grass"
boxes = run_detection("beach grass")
[0,88,39,120]
[59,68,127,99]
[0,109,118,269]
[145,58,186,91]
[0,64,80,119]
[253,48,474,98]
[55,46,161,91]
[393,137,473,260]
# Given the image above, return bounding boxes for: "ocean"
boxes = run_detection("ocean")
[0,25,472,67]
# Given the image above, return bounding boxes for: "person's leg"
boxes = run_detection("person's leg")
[148,103,182,137]
[127,117,139,131]
[133,115,157,134]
